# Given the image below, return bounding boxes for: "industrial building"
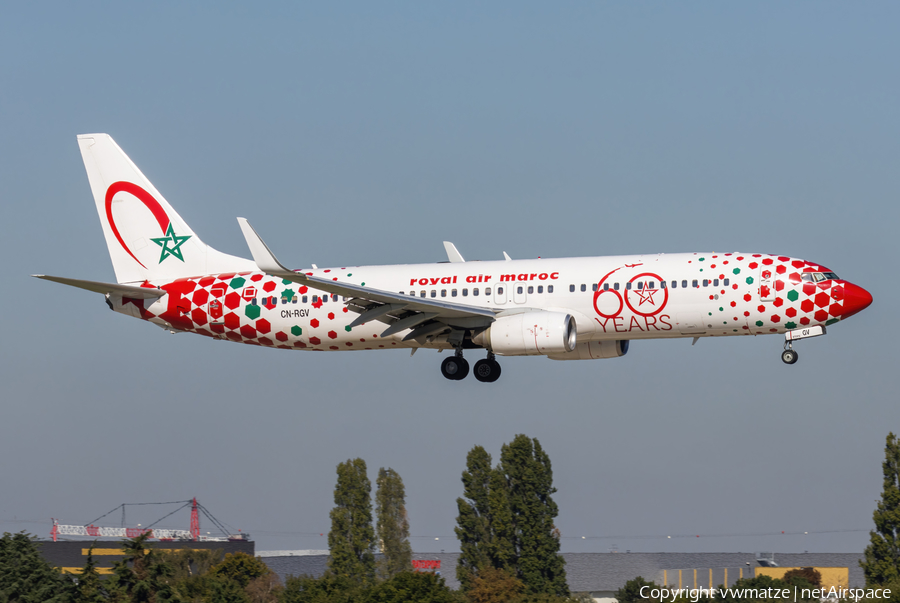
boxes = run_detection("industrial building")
[257,551,865,601]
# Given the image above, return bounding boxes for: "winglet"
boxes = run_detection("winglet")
[503,251,512,261]
[443,241,465,263]
[237,218,301,278]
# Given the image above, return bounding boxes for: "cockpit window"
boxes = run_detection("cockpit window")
[806,271,840,282]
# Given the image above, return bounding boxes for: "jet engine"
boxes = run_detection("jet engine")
[547,340,629,361]
[473,312,577,356]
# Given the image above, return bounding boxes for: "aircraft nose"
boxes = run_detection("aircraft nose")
[840,282,873,319]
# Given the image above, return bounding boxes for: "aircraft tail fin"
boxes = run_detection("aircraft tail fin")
[77,134,255,284]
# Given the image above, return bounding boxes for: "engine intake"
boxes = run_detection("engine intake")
[473,312,577,356]
[547,340,629,361]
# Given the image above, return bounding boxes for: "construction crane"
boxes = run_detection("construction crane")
[51,498,248,542]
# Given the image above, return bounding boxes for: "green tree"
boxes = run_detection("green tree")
[455,436,568,596]
[863,432,900,586]
[615,577,659,603]
[363,571,460,603]
[327,458,376,583]
[375,467,413,579]
[466,566,524,603]
[71,545,110,603]
[108,532,181,603]
[781,568,821,588]
[0,532,71,603]
[279,573,362,603]
[455,446,495,590]
[211,552,273,589]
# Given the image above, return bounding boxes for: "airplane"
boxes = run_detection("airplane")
[34,134,873,382]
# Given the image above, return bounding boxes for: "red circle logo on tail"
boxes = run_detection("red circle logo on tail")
[105,181,174,268]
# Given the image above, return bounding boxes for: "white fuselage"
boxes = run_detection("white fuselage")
[113,251,857,355]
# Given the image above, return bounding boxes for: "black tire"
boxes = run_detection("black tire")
[456,357,470,380]
[474,359,495,382]
[781,349,798,365]
[441,356,469,380]
[487,360,501,382]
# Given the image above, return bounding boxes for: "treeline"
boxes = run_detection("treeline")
[0,531,278,602]
[285,435,577,602]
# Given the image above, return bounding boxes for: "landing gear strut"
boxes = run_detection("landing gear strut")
[782,342,799,365]
[474,352,502,383]
[441,348,470,380]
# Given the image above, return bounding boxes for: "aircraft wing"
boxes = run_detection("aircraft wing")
[237,218,496,340]
[32,275,167,299]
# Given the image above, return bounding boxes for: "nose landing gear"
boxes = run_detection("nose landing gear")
[782,342,799,365]
[474,353,502,383]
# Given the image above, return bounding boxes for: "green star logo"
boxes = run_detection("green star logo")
[150,224,192,263]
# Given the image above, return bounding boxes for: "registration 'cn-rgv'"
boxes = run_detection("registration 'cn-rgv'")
[35,135,874,382]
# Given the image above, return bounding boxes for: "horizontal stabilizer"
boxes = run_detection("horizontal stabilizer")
[32,275,166,299]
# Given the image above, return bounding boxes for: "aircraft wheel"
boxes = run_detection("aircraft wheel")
[474,359,501,383]
[781,349,798,365]
[488,360,501,382]
[441,356,469,380]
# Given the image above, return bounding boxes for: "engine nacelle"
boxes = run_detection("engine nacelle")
[473,312,577,356]
[547,340,629,361]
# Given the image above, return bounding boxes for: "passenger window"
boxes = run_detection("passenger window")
[312,295,318,303]
[723,279,729,286]
[671,281,677,289]
[626,282,632,290]
[281,297,287,304]
[527,286,534,294]
[603,283,609,291]
[452,289,458,297]
[637,282,643,290]
[431,290,436,298]
[537,285,543,293]
[463,289,469,296]
[569,284,575,292]
[682,280,688,288]
[648,282,655,289]
[292,296,298,304]
[660,281,666,289]
[703,280,709,287]
[251,298,258,306]
[614,283,620,291]
[485,287,491,295]
[332,294,338,302]
[692,280,698,288]
[420,290,426,298]
[548,285,553,293]
[497,287,503,295]
[473,288,479,296]
[713,279,719,287]
[302,296,308,303]
[517,286,523,294]
[441,289,447,297]
[580,284,586,292]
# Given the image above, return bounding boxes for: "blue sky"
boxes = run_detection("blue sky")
[0,2,897,553]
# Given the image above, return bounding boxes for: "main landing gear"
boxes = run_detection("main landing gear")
[441,350,502,382]
[473,353,501,383]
